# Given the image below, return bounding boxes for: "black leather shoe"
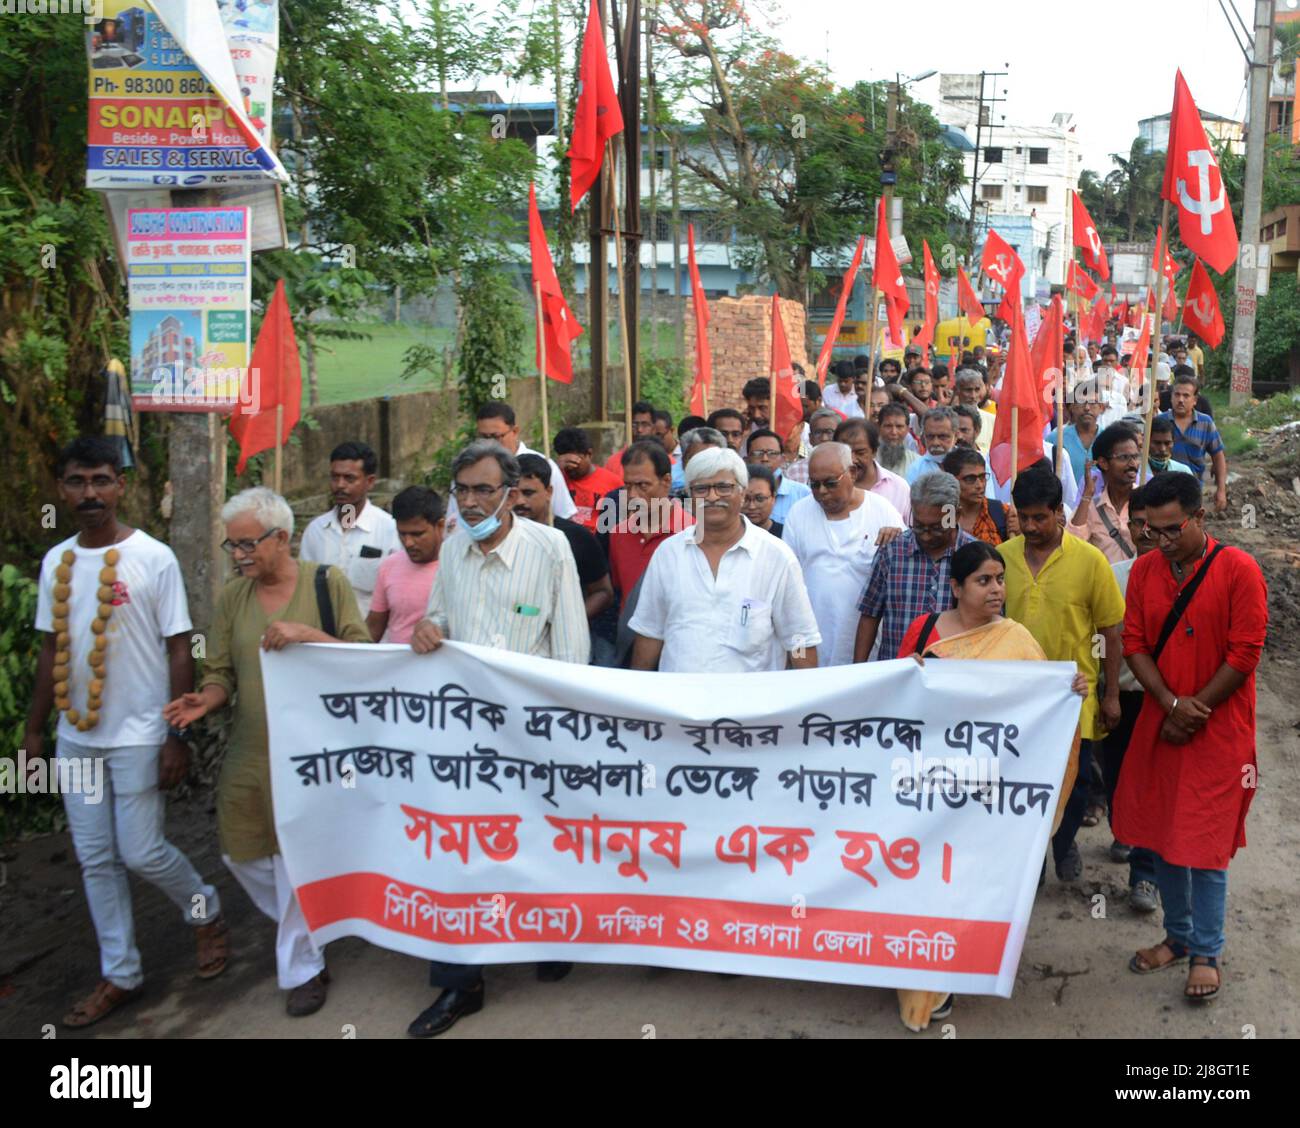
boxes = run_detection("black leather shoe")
[407,986,484,1037]
[285,969,330,1017]
[536,961,572,983]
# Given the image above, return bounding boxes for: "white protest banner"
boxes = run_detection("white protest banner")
[127,206,250,411]
[264,644,1081,997]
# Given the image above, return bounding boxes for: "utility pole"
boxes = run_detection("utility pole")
[1230,0,1276,406]
[612,0,642,405]
[950,70,1008,259]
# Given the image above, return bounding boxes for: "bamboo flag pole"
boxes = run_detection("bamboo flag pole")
[1011,405,1020,486]
[535,281,551,458]
[606,139,633,441]
[1139,200,1172,485]
[274,403,283,494]
[864,288,881,384]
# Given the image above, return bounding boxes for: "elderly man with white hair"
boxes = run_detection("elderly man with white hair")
[164,487,370,1018]
[782,443,905,666]
[629,446,821,672]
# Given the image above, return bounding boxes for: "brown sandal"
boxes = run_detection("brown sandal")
[62,979,145,1029]
[195,916,230,979]
[1185,955,1221,1003]
[1129,936,1189,974]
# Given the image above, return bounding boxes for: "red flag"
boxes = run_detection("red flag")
[1116,298,1129,327]
[1182,257,1225,348]
[1152,231,1180,288]
[979,229,1025,322]
[229,279,301,475]
[1067,260,1100,302]
[957,264,985,326]
[1163,283,1180,322]
[912,239,940,359]
[815,234,865,384]
[529,182,584,383]
[686,223,712,414]
[1161,69,1238,274]
[771,294,802,446]
[872,196,909,345]
[1030,293,1065,407]
[1128,315,1152,390]
[988,307,1044,486]
[1070,190,1110,280]
[567,0,624,212]
[1110,282,1117,304]
[1089,297,1111,342]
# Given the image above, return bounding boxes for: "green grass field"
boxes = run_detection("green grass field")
[302,317,690,409]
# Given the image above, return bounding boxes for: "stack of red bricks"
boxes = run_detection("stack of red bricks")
[682,294,810,413]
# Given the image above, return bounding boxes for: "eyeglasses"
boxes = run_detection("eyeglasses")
[1146,516,1193,543]
[1105,453,1142,464]
[911,521,948,537]
[62,474,118,491]
[451,482,508,501]
[810,428,838,442]
[748,448,782,462]
[958,472,987,485]
[221,528,280,555]
[688,481,738,499]
[742,493,772,507]
[809,472,846,492]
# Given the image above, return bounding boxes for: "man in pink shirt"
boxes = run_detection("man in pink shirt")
[366,486,445,643]
[834,417,912,523]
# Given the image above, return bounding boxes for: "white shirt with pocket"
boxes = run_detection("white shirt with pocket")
[35,530,192,749]
[299,498,399,616]
[628,516,822,673]
[781,491,905,667]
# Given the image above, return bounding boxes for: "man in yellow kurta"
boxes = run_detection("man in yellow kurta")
[998,467,1125,883]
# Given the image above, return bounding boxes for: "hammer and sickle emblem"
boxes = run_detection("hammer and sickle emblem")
[989,253,1010,281]
[1176,150,1226,236]
[1189,295,1212,324]
[1085,226,1102,257]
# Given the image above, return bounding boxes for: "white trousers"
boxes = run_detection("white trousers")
[223,853,324,990]
[59,737,220,991]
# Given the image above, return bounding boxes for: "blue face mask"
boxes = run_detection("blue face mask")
[463,489,510,542]
[1149,455,1170,472]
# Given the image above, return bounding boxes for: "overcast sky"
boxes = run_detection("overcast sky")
[480,0,1270,176]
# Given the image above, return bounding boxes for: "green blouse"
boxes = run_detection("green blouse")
[200,561,369,862]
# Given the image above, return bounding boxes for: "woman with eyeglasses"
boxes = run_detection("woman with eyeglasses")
[894,539,1089,1033]
[940,447,1006,544]
[163,487,369,1019]
[740,464,783,538]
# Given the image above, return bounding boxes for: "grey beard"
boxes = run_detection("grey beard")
[878,441,908,471]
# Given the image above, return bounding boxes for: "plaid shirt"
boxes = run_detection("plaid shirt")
[783,457,809,484]
[856,529,976,660]
[1157,409,1222,477]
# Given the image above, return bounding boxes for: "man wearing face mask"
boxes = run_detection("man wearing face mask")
[407,440,589,1037]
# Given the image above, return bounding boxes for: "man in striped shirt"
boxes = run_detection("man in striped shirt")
[407,440,589,1037]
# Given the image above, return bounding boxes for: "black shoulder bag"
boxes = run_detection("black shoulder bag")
[913,612,941,658]
[1151,543,1224,664]
[314,564,337,639]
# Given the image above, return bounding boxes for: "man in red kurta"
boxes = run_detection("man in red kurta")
[1114,471,1267,1004]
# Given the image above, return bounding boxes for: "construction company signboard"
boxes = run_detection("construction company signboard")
[127,206,250,411]
[86,0,281,190]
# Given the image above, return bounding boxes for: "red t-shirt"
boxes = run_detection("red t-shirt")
[564,464,624,531]
[608,503,695,597]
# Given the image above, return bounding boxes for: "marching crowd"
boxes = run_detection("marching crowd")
[26,328,1267,1036]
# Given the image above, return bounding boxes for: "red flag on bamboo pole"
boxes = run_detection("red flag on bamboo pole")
[686,223,712,415]
[979,229,1025,322]
[815,234,865,384]
[567,0,624,212]
[957,264,984,327]
[229,279,300,474]
[872,195,909,345]
[1071,189,1110,280]
[1030,293,1065,405]
[988,307,1043,486]
[771,295,802,446]
[529,182,584,383]
[1181,257,1226,348]
[913,239,940,360]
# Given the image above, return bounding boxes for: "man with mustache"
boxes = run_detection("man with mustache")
[629,447,820,673]
[299,440,399,616]
[27,437,224,1028]
[1068,423,1140,564]
[407,440,588,1036]
[876,403,919,477]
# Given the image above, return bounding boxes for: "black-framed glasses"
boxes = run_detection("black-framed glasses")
[911,521,948,537]
[451,482,508,501]
[1146,516,1193,543]
[809,472,846,492]
[748,448,782,463]
[742,492,772,508]
[221,528,280,555]
[958,472,987,485]
[62,473,119,491]
[688,481,738,499]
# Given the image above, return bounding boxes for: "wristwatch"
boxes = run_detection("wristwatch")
[167,724,193,744]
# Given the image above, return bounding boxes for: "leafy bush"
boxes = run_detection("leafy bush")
[0,564,61,838]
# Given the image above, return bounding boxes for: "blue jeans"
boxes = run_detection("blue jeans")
[1102,690,1158,888]
[1152,853,1228,958]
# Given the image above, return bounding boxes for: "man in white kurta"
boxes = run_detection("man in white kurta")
[782,443,905,666]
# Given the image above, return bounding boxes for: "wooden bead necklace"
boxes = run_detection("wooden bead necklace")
[50,546,119,732]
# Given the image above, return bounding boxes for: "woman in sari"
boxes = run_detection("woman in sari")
[894,540,1088,1033]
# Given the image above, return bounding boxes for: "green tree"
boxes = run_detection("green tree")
[651,2,965,310]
